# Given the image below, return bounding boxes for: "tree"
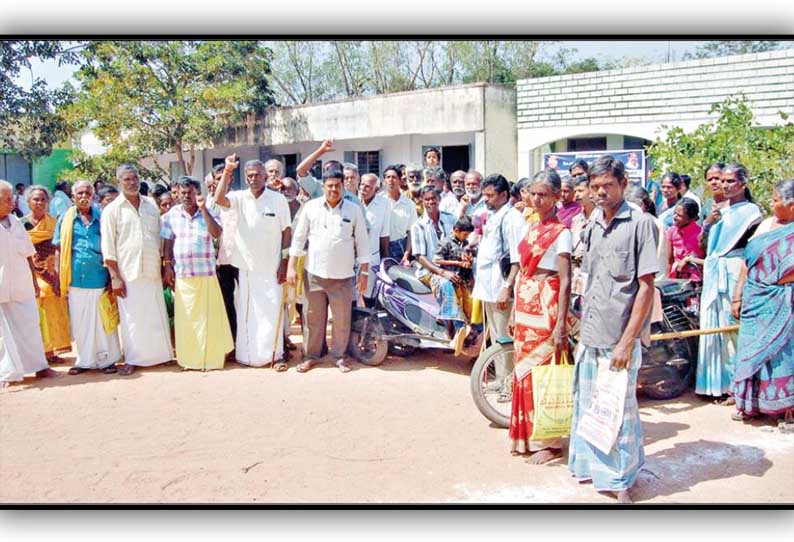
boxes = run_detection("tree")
[65,40,275,179]
[0,40,82,161]
[647,95,794,212]
[683,40,785,60]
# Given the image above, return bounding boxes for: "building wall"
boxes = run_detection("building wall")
[516,49,794,178]
[144,83,518,185]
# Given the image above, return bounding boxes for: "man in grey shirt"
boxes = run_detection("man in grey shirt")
[568,155,658,505]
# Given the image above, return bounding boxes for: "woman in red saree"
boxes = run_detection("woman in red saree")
[510,169,573,464]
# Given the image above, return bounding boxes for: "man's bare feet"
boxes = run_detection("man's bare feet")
[718,396,736,406]
[616,489,633,504]
[35,368,61,378]
[525,448,562,465]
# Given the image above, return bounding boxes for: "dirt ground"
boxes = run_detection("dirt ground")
[1,327,792,505]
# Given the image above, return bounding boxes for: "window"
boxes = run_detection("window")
[211,158,241,190]
[356,151,381,175]
[440,145,470,173]
[623,136,651,150]
[567,137,607,152]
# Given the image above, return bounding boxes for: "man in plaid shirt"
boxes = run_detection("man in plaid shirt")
[161,176,233,371]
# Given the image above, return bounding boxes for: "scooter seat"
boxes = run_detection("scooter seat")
[386,264,432,295]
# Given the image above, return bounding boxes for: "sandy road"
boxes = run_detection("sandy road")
[1,341,792,504]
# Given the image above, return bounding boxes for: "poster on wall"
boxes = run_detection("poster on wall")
[542,150,646,186]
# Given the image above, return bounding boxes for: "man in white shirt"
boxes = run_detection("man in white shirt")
[471,174,526,387]
[343,163,361,196]
[439,170,466,215]
[287,164,370,373]
[214,155,292,370]
[359,173,391,300]
[12,183,30,217]
[0,180,59,385]
[383,164,418,264]
[206,164,239,343]
[101,164,173,376]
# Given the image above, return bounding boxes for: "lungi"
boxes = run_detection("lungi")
[68,287,122,369]
[568,340,645,491]
[235,270,284,366]
[0,299,49,382]
[117,277,173,366]
[174,276,233,371]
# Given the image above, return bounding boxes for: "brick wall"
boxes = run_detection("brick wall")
[516,49,794,129]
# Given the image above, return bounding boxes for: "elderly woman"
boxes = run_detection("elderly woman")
[730,179,794,426]
[53,180,122,375]
[22,185,72,364]
[509,168,572,464]
[696,163,763,400]
[0,180,59,385]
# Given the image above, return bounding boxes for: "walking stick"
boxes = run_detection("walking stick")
[271,284,289,367]
[649,324,740,342]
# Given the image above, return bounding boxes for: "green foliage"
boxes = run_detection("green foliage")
[265,40,618,105]
[66,41,274,178]
[683,40,785,60]
[647,96,794,211]
[61,147,161,185]
[0,40,81,161]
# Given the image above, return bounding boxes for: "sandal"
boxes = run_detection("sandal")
[296,359,319,373]
[335,358,352,373]
[101,365,118,374]
[731,411,757,421]
[273,361,288,372]
[68,367,89,375]
[118,364,136,376]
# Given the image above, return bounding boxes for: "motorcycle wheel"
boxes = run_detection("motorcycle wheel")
[388,343,417,357]
[470,342,514,429]
[639,339,696,400]
[349,330,388,366]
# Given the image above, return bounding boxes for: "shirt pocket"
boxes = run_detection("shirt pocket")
[606,250,634,281]
[329,216,354,242]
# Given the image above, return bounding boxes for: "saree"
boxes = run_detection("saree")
[696,201,762,397]
[733,222,794,416]
[23,214,71,357]
[509,218,569,454]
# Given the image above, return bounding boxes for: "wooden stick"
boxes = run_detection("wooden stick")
[650,325,740,342]
[271,285,288,367]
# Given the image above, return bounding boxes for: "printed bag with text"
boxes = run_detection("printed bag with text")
[530,350,574,441]
[98,290,120,335]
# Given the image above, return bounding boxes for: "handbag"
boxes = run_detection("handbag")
[530,349,574,441]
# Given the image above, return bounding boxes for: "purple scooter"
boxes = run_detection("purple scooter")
[348,258,463,366]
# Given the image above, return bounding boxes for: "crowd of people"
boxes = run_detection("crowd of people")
[1,141,792,503]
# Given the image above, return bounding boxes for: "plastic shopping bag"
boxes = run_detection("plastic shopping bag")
[530,350,574,441]
[98,290,120,335]
[576,357,629,454]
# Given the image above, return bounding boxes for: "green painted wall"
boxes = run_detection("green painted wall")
[32,149,74,191]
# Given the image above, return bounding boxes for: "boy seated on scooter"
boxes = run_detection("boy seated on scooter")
[433,217,478,352]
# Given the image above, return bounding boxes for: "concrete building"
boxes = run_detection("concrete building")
[144,83,517,188]
[516,48,794,179]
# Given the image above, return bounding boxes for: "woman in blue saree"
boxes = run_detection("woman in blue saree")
[731,179,794,424]
[696,164,763,400]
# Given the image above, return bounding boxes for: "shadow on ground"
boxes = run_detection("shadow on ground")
[633,439,773,502]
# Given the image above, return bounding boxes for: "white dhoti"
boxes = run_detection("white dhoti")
[0,299,49,382]
[117,278,173,367]
[68,287,122,369]
[235,270,283,366]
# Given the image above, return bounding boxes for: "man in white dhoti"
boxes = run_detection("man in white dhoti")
[213,154,292,370]
[0,180,59,385]
[100,165,173,376]
[53,180,122,374]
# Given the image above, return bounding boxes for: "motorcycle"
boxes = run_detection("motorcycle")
[347,258,476,366]
[470,278,702,428]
